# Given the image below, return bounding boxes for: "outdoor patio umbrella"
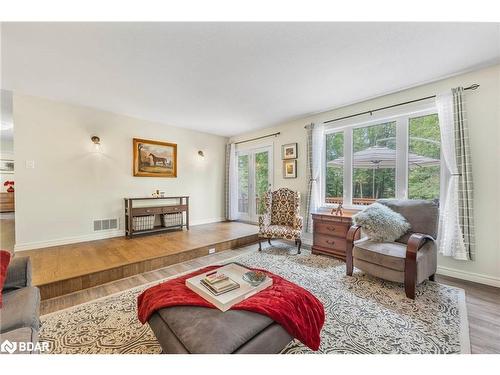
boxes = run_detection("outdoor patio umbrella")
[327,146,440,198]
[327,145,440,169]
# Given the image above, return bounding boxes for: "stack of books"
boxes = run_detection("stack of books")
[186,263,273,311]
[200,271,240,296]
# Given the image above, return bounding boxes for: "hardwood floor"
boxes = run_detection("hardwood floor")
[435,274,500,354]
[39,240,500,354]
[0,212,15,253]
[20,221,258,299]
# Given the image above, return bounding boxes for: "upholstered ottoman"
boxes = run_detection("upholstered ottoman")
[148,305,293,354]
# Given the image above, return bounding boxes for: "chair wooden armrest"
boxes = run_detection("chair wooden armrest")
[404,233,434,299]
[406,233,434,257]
[346,225,362,276]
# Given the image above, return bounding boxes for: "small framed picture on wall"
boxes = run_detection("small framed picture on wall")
[283,160,297,179]
[281,143,298,160]
[0,159,14,174]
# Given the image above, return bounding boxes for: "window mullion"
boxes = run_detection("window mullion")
[344,128,353,206]
[395,116,409,199]
[321,134,326,205]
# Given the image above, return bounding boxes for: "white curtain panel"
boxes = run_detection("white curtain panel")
[436,90,468,260]
[227,143,239,221]
[305,122,325,232]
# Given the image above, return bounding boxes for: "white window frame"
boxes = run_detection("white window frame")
[321,100,440,210]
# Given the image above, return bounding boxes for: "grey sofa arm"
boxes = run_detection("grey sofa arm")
[3,256,32,291]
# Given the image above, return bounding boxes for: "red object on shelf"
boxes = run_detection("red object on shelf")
[3,181,14,192]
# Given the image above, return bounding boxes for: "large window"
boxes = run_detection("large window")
[324,110,440,207]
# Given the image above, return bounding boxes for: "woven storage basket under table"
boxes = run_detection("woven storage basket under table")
[161,212,183,228]
[132,215,155,231]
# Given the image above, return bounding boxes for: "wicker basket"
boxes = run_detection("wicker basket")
[133,215,155,231]
[161,212,183,228]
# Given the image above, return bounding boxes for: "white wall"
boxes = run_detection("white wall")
[230,64,500,286]
[13,94,228,250]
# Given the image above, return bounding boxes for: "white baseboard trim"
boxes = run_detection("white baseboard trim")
[14,217,227,252]
[14,229,125,252]
[190,217,226,226]
[436,266,500,288]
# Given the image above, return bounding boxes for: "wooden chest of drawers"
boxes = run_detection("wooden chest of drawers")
[311,212,359,260]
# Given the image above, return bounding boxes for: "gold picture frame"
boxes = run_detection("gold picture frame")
[283,159,297,179]
[133,138,177,177]
[281,143,298,160]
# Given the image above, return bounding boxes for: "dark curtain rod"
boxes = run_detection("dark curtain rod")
[234,132,281,145]
[306,84,480,127]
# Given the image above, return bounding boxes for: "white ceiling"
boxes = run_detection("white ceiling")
[2,22,499,137]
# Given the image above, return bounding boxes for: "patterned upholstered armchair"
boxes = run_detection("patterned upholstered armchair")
[258,188,303,253]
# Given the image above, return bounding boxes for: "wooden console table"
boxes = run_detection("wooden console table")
[125,196,189,238]
[0,192,15,212]
[311,212,360,261]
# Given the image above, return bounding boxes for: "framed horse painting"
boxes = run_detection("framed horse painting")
[133,138,177,177]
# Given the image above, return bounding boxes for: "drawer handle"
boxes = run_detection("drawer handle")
[146,209,151,213]
[325,240,335,246]
[327,226,336,232]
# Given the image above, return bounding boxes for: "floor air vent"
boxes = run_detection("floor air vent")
[94,218,119,231]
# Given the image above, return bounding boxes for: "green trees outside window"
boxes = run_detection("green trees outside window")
[254,151,270,214]
[325,132,344,200]
[408,114,441,200]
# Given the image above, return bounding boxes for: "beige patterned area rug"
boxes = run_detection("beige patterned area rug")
[40,244,470,354]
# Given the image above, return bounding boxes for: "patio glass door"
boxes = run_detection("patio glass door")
[236,146,273,222]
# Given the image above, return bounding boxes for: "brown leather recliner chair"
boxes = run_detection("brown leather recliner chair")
[346,199,439,299]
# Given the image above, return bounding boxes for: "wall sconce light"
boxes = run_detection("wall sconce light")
[91,135,102,152]
[198,150,205,157]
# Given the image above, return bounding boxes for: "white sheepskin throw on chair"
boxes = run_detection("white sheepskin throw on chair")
[353,202,410,242]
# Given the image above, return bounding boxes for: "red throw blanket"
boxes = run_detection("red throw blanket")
[137,265,325,351]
